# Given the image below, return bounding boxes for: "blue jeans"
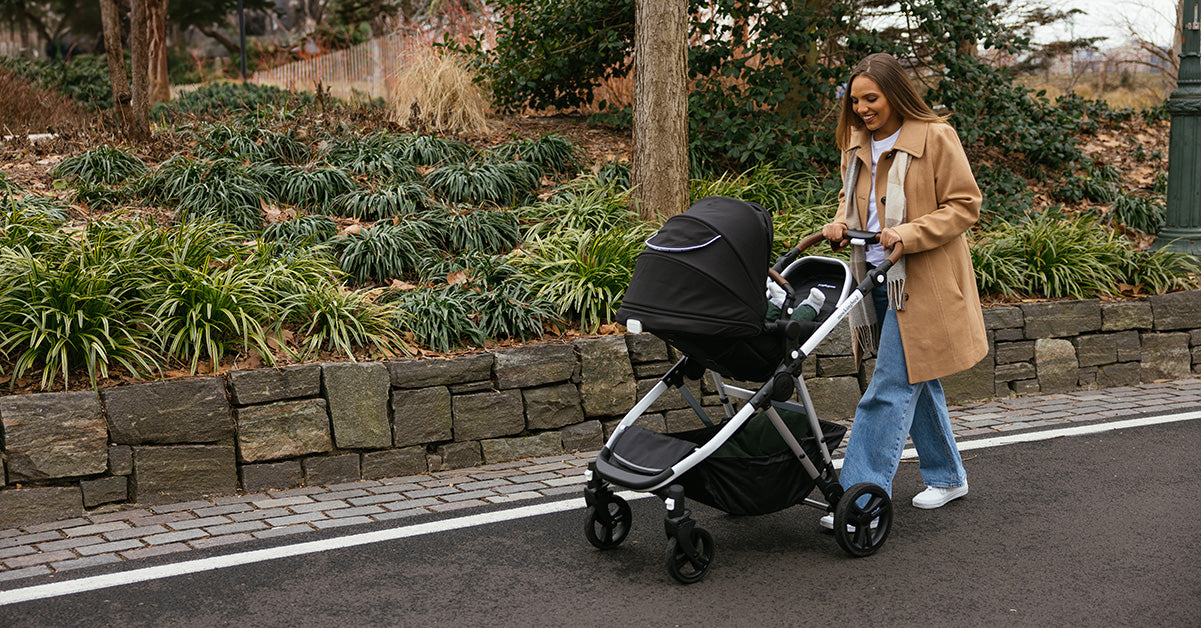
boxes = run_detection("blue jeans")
[838,285,967,496]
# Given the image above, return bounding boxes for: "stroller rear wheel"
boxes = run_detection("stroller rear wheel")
[834,482,892,557]
[664,527,714,584]
[584,497,632,549]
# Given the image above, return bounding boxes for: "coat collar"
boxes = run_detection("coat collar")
[847,119,930,164]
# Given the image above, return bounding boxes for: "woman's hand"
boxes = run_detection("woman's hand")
[822,222,848,250]
[879,227,902,250]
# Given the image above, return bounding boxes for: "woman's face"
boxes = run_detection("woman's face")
[849,76,901,140]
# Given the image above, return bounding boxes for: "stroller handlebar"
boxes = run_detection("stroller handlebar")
[774,231,904,271]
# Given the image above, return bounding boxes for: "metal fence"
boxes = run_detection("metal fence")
[248,33,417,101]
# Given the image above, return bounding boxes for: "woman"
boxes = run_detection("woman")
[820,53,987,528]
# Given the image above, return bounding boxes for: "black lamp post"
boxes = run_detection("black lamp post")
[1157,0,1201,255]
[238,0,247,82]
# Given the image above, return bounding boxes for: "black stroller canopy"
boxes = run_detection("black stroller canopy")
[618,196,773,339]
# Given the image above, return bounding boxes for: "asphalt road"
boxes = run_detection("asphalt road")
[4,418,1200,627]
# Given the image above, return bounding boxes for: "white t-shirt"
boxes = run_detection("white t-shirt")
[866,127,901,266]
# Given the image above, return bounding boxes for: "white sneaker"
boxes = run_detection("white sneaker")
[911,483,969,509]
[819,513,878,532]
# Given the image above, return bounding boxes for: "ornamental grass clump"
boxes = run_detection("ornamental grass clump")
[52,145,147,186]
[321,134,423,181]
[487,133,583,177]
[518,174,640,240]
[330,182,431,221]
[425,160,539,206]
[261,215,340,248]
[336,221,436,284]
[143,156,268,231]
[512,226,650,332]
[282,284,408,361]
[390,45,491,135]
[426,205,523,254]
[383,285,486,352]
[270,165,358,209]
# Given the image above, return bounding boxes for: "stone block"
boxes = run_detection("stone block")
[1112,331,1142,362]
[0,391,107,481]
[1011,379,1040,395]
[1035,338,1078,393]
[1150,289,1201,331]
[1073,334,1117,368]
[625,333,670,363]
[322,362,391,449]
[1098,362,1142,388]
[816,356,857,377]
[1140,332,1191,382]
[943,353,996,404]
[104,378,234,445]
[993,328,1026,342]
[560,421,604,453]
[431,441,481,471]
[1102,301,1153,332]
[523,383,585,430]
[361,447,427,479]
[637,378,704,414]
[664,407,723,433]
[1021,300,1101,339]
[481,432,562,464]
[228,365,322,405]
[388,354,494,389]
[132,445,238,504]
[995,362,1036,383]
[994,341,1035,365]
[242,460,303,492]
[633,361,672,379]
[983,306,1023,330]
[814,318,852,357]
[804,376,861,420]
[302,454,361,485]
[109,445,133,475]
[494,344,576,389]
[235,398,332,463]
[392,386,453,447]
[81,476,128,509]
[453,389,524,441]
[575,337,636,417]
[448,380,494,394]
[0,486,83,528]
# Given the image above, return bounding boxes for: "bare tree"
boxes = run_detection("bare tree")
[1113,0,1183,86]
[632,0,688,222]
[99,0,150,141]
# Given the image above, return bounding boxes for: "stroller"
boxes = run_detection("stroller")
[581,196,901,584]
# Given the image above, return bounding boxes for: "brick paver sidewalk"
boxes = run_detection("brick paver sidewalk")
[3,377,1199,586]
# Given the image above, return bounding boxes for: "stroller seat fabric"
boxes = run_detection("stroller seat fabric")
[608,408,846,516]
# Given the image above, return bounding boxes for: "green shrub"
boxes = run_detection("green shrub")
[1052,159,1121,204]
[487,133,583,177]
[154,82,315,121]
[269,165,358,209]
[329,183,431,220]
[261,215,340,248]
[144,260,277,374]
[52,146,147,186]
[426,160,540,206]
[0,54,114,109]
[0,246,158,389]
[383,285,486,352]
[399,133,473,166]
[283,284,407,360]
[1107,193,1164,235]
[142,156,268,230]
[513,226,650,332]
[0,198,70,252]
[971,211,1134,299]
[335,222,434,284]
[976,165,1035,227]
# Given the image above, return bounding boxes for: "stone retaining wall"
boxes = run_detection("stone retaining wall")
[3,290,1201,527]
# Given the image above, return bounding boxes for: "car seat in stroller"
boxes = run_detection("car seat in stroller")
[581,196,900,584]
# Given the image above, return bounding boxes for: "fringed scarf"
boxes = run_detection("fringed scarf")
[843,147,911,361]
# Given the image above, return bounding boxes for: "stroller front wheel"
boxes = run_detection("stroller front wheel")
[664,527,715,584]
[584,497,632,549]
[833,482,893,557]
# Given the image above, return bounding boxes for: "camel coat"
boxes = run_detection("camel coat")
[835,119,988,384]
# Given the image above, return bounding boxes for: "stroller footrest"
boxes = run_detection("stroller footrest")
[596,426,697,490]
[595,452,674,491]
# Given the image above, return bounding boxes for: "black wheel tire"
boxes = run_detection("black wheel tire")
[833,482,892,558]
[584,497,632,549]
[664,527,715,584]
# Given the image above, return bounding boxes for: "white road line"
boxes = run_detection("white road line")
[2,409,1198,606]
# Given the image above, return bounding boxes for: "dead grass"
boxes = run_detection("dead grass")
[1017,72,1171,110]
[389,42,491,134]
[0,69,99,136]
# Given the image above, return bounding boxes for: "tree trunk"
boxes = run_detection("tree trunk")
[147,0,170,102]
[99,0,134,133]
[128,0,151,141]
[632,0,689,222]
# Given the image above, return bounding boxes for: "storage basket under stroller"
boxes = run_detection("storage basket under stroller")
[581,196,900,584]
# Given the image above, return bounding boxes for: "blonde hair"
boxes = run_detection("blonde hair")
[835,53,947,150]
